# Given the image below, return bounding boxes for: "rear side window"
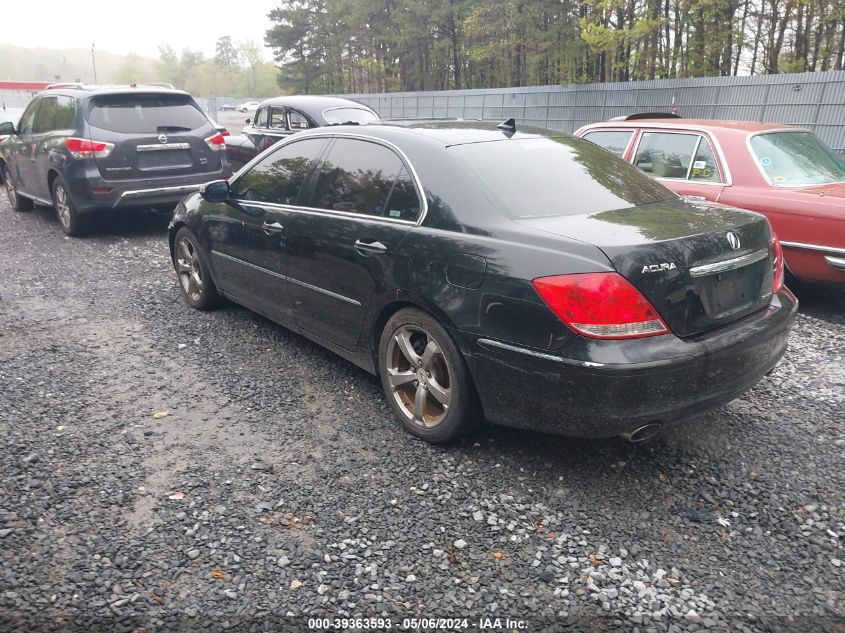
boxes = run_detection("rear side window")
[582,130,633,157]
[288,110,310,130]
[309,138,421,221]
[33,96,75,133]
[451,136,674,218]
[233,138,329,205]
[87,94,209,133]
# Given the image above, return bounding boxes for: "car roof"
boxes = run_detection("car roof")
[299,119,567,146]
[581,118,799,135]
[36,85,192,99]
[258,95,376,113]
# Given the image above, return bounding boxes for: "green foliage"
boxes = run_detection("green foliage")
[264,0,845,91]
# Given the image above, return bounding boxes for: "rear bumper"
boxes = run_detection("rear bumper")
[463,289,798,438]
[63,160,228,213]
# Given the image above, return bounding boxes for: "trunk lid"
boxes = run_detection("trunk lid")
[85,93,220,181]
[519,200,775,337]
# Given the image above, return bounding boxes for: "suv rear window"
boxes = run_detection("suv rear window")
[451,136,674,218]
[87,94,210,134]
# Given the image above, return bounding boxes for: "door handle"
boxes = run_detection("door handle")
[354,239,388,256]
[262,221,284,235]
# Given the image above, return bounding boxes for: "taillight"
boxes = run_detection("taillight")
[205,132,226,150]
[771,232,785,293]
[533,272,670,339]
[219,129,230,137]
[65,137,114,159]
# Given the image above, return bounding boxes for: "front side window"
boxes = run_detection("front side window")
[254,108,268,128]
[18,99,40,135]
[269,107,287,130]
[633,132,700,179]
[582,130,633,157]
[749,131,845,186]
[233,138,329,205]
[309,138,421,220]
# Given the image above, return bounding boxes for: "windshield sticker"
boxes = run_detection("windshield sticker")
[759,157,772,166]
[773,175,786,183]
[389,209,402,218]
[693,160,707,170]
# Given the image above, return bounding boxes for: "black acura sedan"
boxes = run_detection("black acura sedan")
[169,121,797,443]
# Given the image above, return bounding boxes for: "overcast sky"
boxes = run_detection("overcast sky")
[1,0,281,58]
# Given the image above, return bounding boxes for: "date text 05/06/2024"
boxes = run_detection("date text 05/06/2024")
[307,617,527,630]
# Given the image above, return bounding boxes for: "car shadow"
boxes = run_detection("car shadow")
[29,203,171,238]
[787,277,845,323]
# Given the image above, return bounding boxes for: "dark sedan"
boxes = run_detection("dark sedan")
[225,96,379,171]
[169,121,797,443]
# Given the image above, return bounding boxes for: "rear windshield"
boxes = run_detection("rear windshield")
[450,136,675,218]
[749,131,845,186]
[87,94,210,134]
[322,107,379,125]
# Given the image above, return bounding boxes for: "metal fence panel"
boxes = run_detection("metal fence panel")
[338,70,845,152]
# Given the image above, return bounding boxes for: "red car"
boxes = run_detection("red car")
[575,117,845,285]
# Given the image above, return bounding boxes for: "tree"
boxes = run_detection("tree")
[215,36,241,68]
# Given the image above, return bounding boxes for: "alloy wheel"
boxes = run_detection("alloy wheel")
[175,237,204,301]
[54,185,71,228]
[4,170,15,207]
[385,325,452,428]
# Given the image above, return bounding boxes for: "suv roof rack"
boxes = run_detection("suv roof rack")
[610,112,681,121]
[45,82,87,90]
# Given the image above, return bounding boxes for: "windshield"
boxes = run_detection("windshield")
[749,131,845,186]
[322,107,379,125]
[450,136,676,218]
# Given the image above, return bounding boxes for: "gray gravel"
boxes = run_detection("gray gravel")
[0,199,843,632]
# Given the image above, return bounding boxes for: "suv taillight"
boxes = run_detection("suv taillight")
[65,137,114,159]
[205,132,226,150]
[771,232,785,293]
[533,272,670,339]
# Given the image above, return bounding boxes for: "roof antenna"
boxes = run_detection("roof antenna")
[497,118,516,137]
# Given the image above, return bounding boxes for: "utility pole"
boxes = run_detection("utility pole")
[91,43,98,84]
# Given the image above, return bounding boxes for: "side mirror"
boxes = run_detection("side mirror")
[244,118,251,125]
[199,179,231,203]
[0,121,15,136]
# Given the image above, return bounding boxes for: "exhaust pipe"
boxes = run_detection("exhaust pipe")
[620,423,662,444]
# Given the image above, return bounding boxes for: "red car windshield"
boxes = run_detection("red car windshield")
[749,131,845,186]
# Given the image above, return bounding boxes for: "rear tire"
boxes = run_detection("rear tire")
[3,164,34,212]
[378,308,482,443]
[172,227,221,310]
[52,176,89,236]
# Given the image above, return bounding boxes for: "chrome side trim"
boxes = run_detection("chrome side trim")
[286,276,362,306]
[230,199,417,227]
[212,250,286,281]
[118,184,201,201]
[137,143,191,152]
[477,338,568,362]
[210,250,361,306]
[780,241,845,256]
[825,255,845,271]
[689,248,769,278]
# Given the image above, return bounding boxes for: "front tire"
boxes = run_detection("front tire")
[52,176,88,236]
[378,308,482,443]
[3,164,34,212]
[172,227,221,310]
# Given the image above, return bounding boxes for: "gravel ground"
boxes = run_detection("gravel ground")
[0,198,843,633]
